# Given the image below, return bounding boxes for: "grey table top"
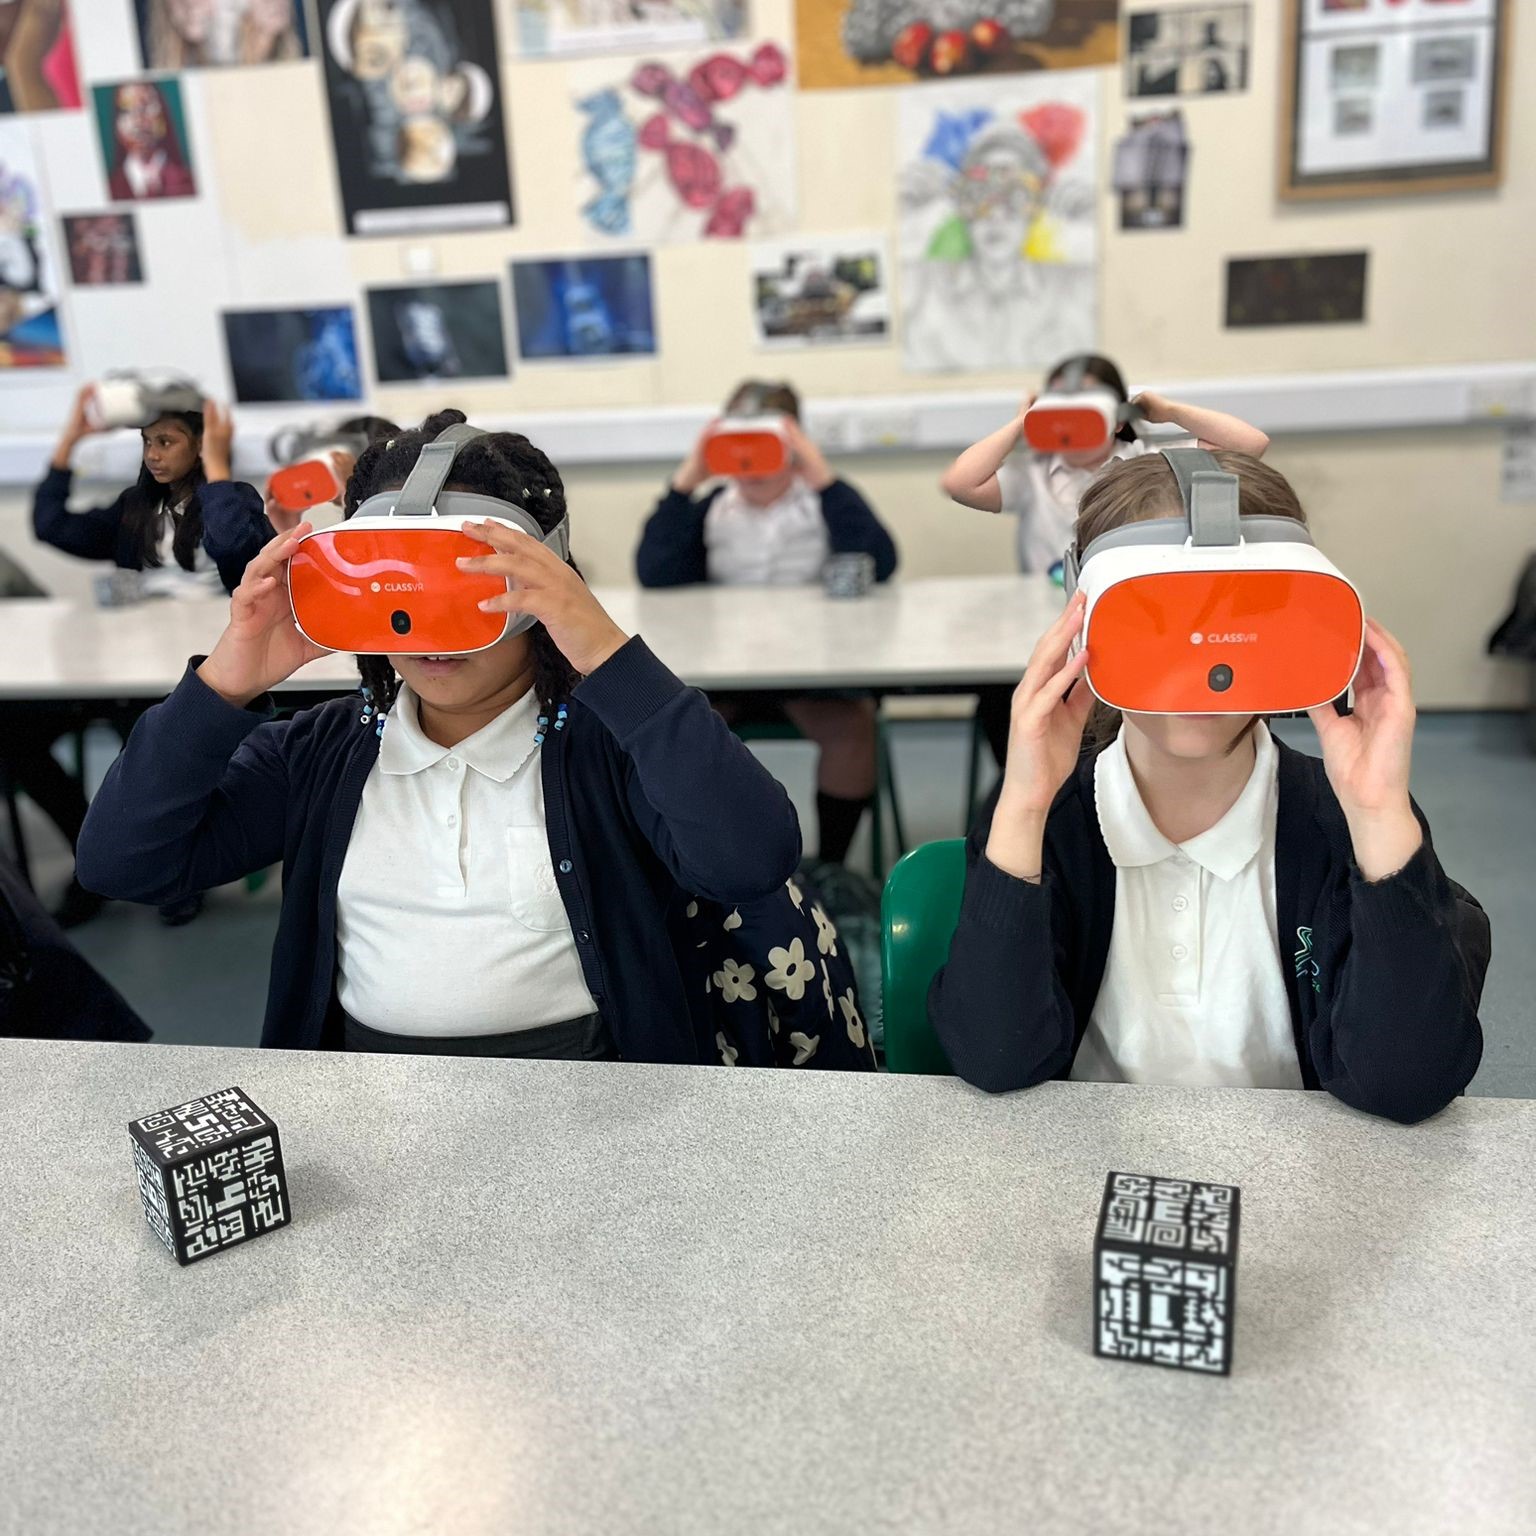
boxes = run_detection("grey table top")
[2,1040,1533,1536]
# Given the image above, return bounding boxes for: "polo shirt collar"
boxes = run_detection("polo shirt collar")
[380,684,541,782]
[1095,722,1275,882]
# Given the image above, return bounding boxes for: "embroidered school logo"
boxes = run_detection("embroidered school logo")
[1294,927,1321,995]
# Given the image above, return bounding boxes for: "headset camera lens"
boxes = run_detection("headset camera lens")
[391,610,412,636]
[1208,663,1233,693]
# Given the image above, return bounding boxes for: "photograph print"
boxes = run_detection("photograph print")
[0,0,83,112]
[223,305,363,401]
[134,0,309,68]
[93,78,198,201]
[0,122,65,367]
[510,254,656,360]
[751,234,891,347]
[317,0,513,237]
[366,278,509,382]
[62,213,144,285]
[514,0,748,58]
[1126,4,1249,97]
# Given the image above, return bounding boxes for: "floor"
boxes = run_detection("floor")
[13,711,1535,1098]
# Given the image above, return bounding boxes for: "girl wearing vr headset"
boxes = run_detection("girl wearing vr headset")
[77,411,875,1068]
[34,385,270,597]
[637,380,899,867]
[941,354,1269,766]
[930,451,1489,1125]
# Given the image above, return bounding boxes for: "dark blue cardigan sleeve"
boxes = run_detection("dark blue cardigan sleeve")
[928,801,1080,1092]
[635,484,717,587]
[200,480,274,594]
[75,665,291,905]
[821,479,898,582]
[31,467,128,564]
[1314,832,1487,1124]
[575,636,802,902]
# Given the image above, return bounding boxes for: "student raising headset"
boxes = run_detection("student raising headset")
[76,411,873,1067]
[941,354,1269,766]
[34,385,270,597]
[930,451,1489,1124]
[636,380,899,866]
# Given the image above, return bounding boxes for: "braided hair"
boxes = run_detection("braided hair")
[346,409,582,721]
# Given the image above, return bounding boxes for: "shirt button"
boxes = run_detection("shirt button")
[1172,895,1189,912]
[447,757,460,771]
[1171,944,1188,960]
[558,859,573,874]
[577,930,590,943]
[446,814,457,827]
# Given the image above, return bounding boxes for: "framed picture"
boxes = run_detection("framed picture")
[1279,0,1510,200]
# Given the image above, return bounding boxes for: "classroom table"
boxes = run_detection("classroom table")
[0,575,1058,700]
[3,1039,1532,1536]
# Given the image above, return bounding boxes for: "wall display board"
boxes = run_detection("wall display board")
[1280,0,1510,199]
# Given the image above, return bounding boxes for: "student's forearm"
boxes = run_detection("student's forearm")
[1162,400,1269,457]
[984,794,1047,882]
[50,434,80,472]
[942,418,1022,511]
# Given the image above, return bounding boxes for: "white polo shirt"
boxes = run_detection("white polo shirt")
[1072,723,1303,1089]
[703,477,830,586]
[335,684,598,1037]
[996,438,1151,574]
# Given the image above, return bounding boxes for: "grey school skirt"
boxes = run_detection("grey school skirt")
[341,1012,617,1061]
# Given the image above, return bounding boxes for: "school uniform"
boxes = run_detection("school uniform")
[636,476,898,589]
[32,466,270,595]
[76,637,875,1069]
[930,730,1489,1124]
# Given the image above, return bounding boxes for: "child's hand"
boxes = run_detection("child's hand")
[672,422,716,496]
[201,399,235,481]
[53,386,99,468]
[458,521,629,677]
[263,491,301,536]
[781,416,832,491]
[1131,390,1172,423]
[1014,392,1038,425]
[198,525,327,706]
[986,593,1093,881]
[1308,618,1423,881]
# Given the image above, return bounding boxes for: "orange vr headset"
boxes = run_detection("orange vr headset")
[1064,447,1364,716]
[1023,358,1142,456]
[267,425,370,516]
[287,423,570,656]
[702,416,790,479]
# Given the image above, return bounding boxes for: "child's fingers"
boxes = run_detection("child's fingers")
[1028,646,1090,719]
[1022,594,1086,689]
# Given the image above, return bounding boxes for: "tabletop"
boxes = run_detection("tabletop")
[2,1039,1532,1536]
[0,576,1056,700]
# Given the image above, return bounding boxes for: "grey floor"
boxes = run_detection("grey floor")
[15,712,1536,1097]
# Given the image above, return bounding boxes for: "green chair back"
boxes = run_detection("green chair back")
[880,839,967,1075]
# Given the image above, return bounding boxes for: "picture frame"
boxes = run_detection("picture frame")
[1279,0,1511,201]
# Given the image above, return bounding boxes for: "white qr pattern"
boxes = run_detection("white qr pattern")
[131,1138,175,1255]
[1097,1249,1230,1374]
[172,1134,286,1259]
[135,1087,268,1162]
[1101,1172,1235,1257]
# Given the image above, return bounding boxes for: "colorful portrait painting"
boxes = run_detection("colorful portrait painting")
[93,79,199,202]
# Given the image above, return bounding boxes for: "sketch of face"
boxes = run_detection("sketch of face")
[116,84,170,156]
[390,55,440,116]
[398,116,456,181]
[958,135,1047,271]
[350,0,408,80]
[164,0,216,44]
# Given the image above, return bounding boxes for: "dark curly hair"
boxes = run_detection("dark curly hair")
[346,409,581,721]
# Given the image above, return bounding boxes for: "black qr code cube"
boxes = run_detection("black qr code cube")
[128,1087,290,1266]
[1094,1171,1240,1376]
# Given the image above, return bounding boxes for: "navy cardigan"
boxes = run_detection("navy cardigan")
[636,480,899,588]
[76,639,805,1062]
[931,742,1490,1125]
[32,465,270,595]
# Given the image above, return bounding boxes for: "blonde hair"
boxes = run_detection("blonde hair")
[1076,450,1307,748]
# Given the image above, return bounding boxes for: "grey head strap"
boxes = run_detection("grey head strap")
[391,423,487,517]
[1163,445,1239,547]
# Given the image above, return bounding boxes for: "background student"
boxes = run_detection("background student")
[76,411,874,1069]
[636,380,899,866]
[34,384,270,597]
[941,353,1269,766]
[930,451,1489,1125]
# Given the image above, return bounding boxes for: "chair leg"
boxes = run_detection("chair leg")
[880,720,908,857]
[964,708,984,831]
[869,773,884,882]
[3,782,33,890]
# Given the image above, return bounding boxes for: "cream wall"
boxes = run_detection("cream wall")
[1,0,1532,707]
